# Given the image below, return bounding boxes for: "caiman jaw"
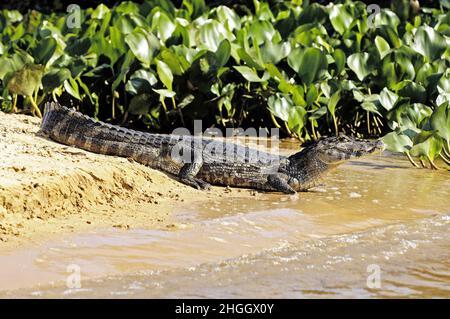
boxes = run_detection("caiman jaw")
[318,137,386,164]
[350,139,385,158]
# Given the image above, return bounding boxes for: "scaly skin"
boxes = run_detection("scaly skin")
[40,102,384,194]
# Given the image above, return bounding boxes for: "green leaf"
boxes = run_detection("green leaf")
[151,11,176,43]
[156,60,173,91]
[287,106,307,135]
[375,36,391,59]
[42,68,71,92]
[287,47,304,74]
[268,93,291,121]
[347,52,375,81]
[332,49,346,75]
[309,106,327,120]
[177,94,195,109]
[410,131,444,160]
[361,101,382,116]
[249,20,278,46]
[293,47,328,86]
[260,41,291,65]
[328,90,341,116]
[161,49,190,76]
[63,77,81,100]
[381,61,398,89]
[110,51,133,93]
[65,38,91,57]
[33,37,57,65]
[430,102,450,142]
[216,5,240,31]
[297,3,327,25]
[115,2,140,14]
[125,69,157,95]
[129,93,152,115]
[306,84,318,107]
[329,4,353,35]
[237,47,264,70]
[412,26,447,61]
[92,4,110,19]
[125,27,159,67]
[353,90,365,102]
[398,81,427,103]
[415,62,434,85]
[152,89,176,98]
[379,87,398,111]
[199,20,234,52]
[373,9,401,30]
[382,132,413,153]
[387,100,433,130]
[215,40,231,68]
[233,66,269,82]
[4,10,23,23]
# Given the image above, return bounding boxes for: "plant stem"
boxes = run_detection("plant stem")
[354,111,359,128]
[112,95,116,119]
[442,146,450,161]
[427,155,439,170]
[442,140,450,158]
[372,114,382,134]
[419,159,427,168]
[366,111,371,135]
[29,95,42,118]
[311,120,317,140]
[12,94,17,113]
[333,114,338,136]
[374,115,384,127]
[172,96,185,126]
[121,111,129,125]
[405,152,419,168]
[439,153,450,166]
[269,113,281,128]
[283,121,293,137]
[161,98,169,122]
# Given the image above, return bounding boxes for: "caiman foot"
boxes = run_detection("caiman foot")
[179,176,211,190]
[267,173,296,194]
[178,161,211,190]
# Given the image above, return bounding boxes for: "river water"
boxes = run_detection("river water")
[0,151,449,298]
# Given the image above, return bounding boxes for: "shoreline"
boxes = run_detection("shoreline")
[0,112,257,248]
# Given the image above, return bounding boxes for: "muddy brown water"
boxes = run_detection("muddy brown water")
[0,148,449,298]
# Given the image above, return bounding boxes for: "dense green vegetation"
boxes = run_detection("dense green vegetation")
[0,0,449,168]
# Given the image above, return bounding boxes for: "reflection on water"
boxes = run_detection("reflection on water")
[0,153,449,298]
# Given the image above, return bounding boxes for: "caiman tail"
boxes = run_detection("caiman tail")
[40,102,160,162]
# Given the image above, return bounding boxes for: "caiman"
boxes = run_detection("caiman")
[40,102,384,194]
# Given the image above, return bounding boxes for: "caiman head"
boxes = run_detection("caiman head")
[285,135,385,191]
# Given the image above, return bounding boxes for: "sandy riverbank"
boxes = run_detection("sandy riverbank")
[0,112,256,247]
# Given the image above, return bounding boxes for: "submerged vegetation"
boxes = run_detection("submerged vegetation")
[0,0,449,168]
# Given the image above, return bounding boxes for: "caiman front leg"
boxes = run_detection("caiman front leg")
[178,161,211,190]
[267,173,296,194]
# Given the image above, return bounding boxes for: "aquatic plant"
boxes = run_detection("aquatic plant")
[0,0,449,168]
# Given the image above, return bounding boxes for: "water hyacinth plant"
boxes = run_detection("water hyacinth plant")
[0,0,449,168]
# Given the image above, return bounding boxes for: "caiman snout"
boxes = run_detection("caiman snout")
[306,136,386,164]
